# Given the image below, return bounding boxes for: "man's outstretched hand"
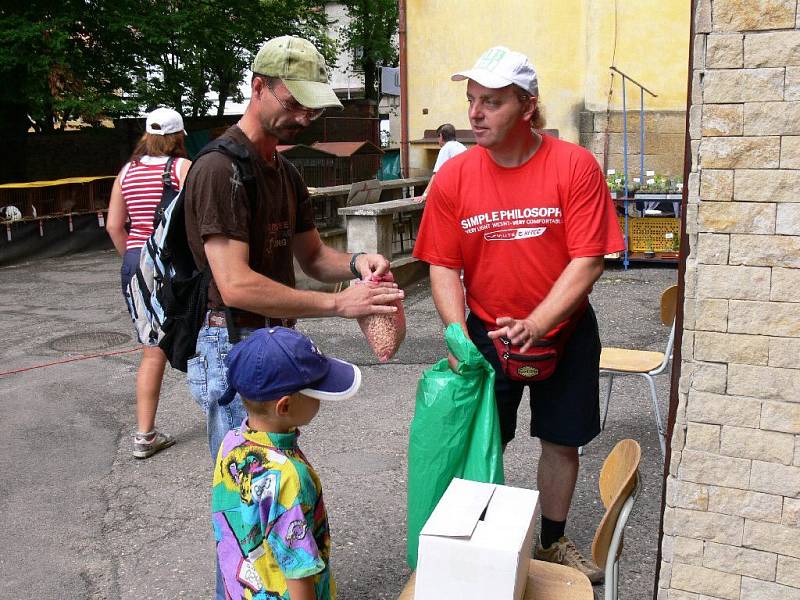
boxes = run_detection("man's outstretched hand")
[334,279,404,319]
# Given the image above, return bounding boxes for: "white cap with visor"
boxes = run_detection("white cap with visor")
[452,46,539,96]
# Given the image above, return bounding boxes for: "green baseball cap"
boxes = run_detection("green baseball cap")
[252,36,343,110]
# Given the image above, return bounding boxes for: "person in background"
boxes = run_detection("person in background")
[107,107,191,459]
[418,123,467,202]
[413,46,625,584]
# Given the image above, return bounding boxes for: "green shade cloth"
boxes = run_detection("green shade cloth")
[378,148,401,180]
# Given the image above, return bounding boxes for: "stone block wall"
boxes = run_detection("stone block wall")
[661,1,800,598]
[579,109,687,177]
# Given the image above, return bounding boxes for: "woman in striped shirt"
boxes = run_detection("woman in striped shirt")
[107,107,192,459]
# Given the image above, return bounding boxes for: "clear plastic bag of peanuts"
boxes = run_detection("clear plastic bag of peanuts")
[356,272,406,361]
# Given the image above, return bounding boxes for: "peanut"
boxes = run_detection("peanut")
[355,271,407,361]
[358,307,406,362]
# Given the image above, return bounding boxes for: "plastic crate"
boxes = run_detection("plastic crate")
[617,216,680,252]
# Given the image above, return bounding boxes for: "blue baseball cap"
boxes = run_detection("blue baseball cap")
[220,327,361,405]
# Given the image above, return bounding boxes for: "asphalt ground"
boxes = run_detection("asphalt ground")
[0,248,677,599]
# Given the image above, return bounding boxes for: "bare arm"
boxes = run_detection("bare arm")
[286,576,316,600]
[205,235,403,319]
[177,159,192,188]
[106,173,128,256]
[430,264,469,371]
[430,264,467,331]
[292,229,390,282]
[488,255,604,351]
[416,172,435,203]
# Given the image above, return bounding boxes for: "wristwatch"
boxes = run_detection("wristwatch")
[350,252,366,278]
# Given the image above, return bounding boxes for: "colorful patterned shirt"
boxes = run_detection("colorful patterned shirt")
[212,419,334,600]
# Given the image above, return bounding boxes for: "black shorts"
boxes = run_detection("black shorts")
[466,306,601,447]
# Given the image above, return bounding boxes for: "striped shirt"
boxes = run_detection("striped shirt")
[120,155,186,250]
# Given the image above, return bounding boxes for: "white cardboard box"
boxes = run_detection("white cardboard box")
[414,478,540,600]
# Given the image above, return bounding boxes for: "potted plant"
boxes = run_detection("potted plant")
[637,171,681,216]
[660,230,680,259]
[605,170,626,199]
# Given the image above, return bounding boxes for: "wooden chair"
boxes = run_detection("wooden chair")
[592,439,642,600]
[397,440,641,600]
[597,285,678,459]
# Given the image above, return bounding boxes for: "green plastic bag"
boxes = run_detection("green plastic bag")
[406,323,504,569]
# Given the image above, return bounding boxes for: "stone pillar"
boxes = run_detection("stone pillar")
[660,1,800,598]
[344,213,394,258]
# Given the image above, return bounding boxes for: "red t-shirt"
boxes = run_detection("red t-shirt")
[413,134,625,331]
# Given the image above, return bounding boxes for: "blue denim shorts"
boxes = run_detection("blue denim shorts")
[187,314,257,459]
[120,248,140,300]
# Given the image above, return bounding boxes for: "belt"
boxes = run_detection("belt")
[207,310,295,330]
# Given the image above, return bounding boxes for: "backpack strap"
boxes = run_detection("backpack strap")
[161,156,176,189]
[191,136,261,343]
[194,137,257,212]
[152,157,179,229]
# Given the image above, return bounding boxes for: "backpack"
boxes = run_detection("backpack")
[125,137,256,372]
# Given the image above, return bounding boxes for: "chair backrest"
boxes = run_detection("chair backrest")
[655,284,679,372]
[660,285,678,326]
[346,178,383,207]
[591,439,641,570]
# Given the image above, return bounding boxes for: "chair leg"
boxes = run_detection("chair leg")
[604,558,616,600]
[642,373,666,459]
[601,373,615,431]
[580,373,615,457]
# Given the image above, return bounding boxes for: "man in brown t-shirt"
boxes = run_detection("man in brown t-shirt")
[184,36,404,463]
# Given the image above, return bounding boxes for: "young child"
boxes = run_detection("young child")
[211,327,362,600]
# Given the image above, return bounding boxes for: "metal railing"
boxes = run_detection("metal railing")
[611,66,658,269]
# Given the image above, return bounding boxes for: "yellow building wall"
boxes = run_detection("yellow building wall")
[585,0,692,111]
[406,0,691,175]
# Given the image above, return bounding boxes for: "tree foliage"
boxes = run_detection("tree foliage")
[126,0,333,118]
[0,0,332,132]
[339,0,398,101]
[0,2,139,133]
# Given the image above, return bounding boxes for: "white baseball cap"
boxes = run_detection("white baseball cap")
[452,46,539,96]
[145,107,185,135]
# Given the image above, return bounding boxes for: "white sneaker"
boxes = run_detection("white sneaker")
[132,429,175,459]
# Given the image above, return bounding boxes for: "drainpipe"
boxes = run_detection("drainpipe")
[399,0,409,178]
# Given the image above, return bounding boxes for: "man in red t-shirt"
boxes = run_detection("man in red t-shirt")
[413,46,625,584]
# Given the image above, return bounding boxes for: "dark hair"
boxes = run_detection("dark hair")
[436,123,457,142]
[130,131,188,162]
[512,86,546,130]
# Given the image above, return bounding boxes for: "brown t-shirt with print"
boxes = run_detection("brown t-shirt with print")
[184,126,316,313]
